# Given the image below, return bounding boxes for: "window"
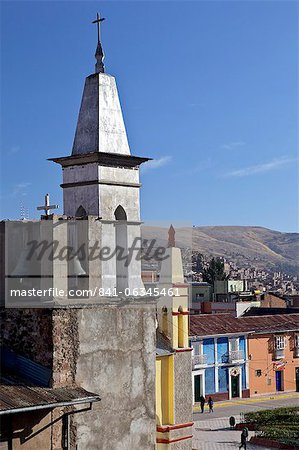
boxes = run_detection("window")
[275,336,286,350]
[217,337,228,364]
[218,367,228,393]
[239,336,246,356]
[75,205,87,218]
[193,342,200,355]
[230,338,238,352]
[255,369,262,377]
[205,367,215,394]
[295,335,299,348]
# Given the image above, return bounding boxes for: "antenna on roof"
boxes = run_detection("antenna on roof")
[20,201,29,221]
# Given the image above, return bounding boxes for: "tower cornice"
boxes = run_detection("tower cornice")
[49,151,151,168]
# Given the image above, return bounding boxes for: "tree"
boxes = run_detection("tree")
[202,257,228,285]
[192,252,204,273]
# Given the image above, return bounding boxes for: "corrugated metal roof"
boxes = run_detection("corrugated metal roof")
[1,347,51,387]
[156,330,174,356]
[0,385,100,415]
[190,313,299,337]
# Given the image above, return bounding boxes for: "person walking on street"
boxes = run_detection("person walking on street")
[239,427,248,449]
[207,396,214,413]
[199,395,205,413]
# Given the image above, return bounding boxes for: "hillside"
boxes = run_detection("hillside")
[141,225,299,274]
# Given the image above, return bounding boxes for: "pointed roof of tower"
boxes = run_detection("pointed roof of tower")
[71,72,131,156]
[168,225,175,247]
[50,17,151,167]
[160,226,185,284]
[71,14,131,156]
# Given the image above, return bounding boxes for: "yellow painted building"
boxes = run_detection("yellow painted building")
[155,226,193,449]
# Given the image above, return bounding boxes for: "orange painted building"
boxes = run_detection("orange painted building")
[248,330,299,395]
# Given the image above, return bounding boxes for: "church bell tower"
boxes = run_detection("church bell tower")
[50,15,150,294]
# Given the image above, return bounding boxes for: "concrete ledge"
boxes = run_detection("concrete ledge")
[250,436,297,449]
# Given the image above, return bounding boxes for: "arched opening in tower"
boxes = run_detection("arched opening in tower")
[114,205,128,294]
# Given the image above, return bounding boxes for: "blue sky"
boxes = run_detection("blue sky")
[1,1,298,232]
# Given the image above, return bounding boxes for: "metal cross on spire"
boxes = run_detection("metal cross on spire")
[92,12,106,44]
[37,193,59,217]
[92,13,106,74]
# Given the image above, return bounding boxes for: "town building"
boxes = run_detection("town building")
[213,279,245,302]
[155,227,193,449]
[246,314,299,395]
[189,282,212,313]
[189,313,299,405]
[261,292,287,308]
[189,315,250,403]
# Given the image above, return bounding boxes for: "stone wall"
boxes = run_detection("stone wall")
[52,308,79,387]
[0,308,53,368]
[73,301,156,450]
[1,301,157,449]
[174,351,193,425]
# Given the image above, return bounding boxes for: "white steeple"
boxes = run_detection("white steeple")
[72,15,130,156]
[50,19,151,294]
[72,74,131,156]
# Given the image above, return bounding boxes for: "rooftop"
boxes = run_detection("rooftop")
[242,307,299,316]
[0,384,100,415]
[189,313,299,337]
[156,330,174,356]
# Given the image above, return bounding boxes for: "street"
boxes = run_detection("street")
[192,393,299,449]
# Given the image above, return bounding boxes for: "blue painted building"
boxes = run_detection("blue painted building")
[190,315,250,403]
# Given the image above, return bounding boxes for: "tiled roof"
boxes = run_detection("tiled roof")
[0,385,100,415]
[189,313,299,337]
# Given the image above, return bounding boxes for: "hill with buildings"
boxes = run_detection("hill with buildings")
[141,225,299,275]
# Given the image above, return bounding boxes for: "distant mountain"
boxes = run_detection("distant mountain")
[141,225,299,274]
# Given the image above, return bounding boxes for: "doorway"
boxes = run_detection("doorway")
[231,375,240,398]
[275,371,284,392]
[192,370,204,404]
[194,374,202,403]
[296,368,299,392]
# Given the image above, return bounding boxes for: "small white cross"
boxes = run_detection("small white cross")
[37,193,59,216]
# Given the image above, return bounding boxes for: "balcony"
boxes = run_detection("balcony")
[274,348,285,360]
[192,354,207,367]
[224,350,244,363]
[229,350,244,362]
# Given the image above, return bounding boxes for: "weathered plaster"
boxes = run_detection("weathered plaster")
[73,303,156,450]
[72,73,130,156]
